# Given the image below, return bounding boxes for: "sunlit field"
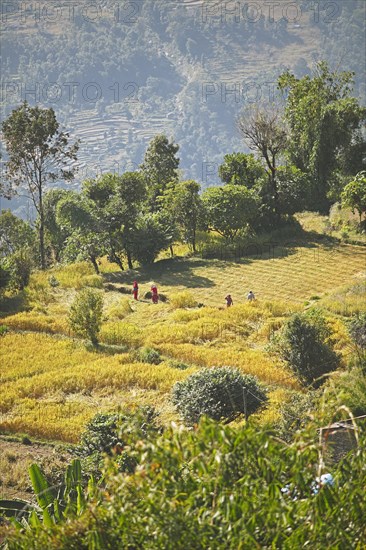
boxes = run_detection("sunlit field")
[0,219,365,443]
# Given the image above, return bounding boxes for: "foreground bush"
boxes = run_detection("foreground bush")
[172,366,267,424]
[2,419,365,549]
[76,407,161,476]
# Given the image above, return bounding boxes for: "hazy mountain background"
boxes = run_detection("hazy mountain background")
[1,0,365,217]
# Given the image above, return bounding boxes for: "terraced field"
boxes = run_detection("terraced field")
[1,218,365,448]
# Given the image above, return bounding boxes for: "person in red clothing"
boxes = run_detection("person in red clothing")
[132,281,138,300]
[151,284,159,304]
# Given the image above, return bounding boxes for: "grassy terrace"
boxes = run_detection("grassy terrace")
[0,219,365,446]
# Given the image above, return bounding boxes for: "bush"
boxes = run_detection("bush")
[169,290,197,309]
[348,313,366,349]
[0,325,9,337]
[68,288,103,345]
[7,419,366,549]
[172,366,267,424]
[273,311,340,387]
[166,359,190,370]
[328,368,366,417]
[275,391,319,442]
[135,347,162,365]
[48,275,60,287]
[77,407,161,476]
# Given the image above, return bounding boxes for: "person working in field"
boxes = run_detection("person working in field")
[247,290,255,302]
[151,284,159,304]
[225,294,233,307]
[132,280,139,300]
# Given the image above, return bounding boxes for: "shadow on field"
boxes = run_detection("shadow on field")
[104,257,216,288]
[0,291,28,318]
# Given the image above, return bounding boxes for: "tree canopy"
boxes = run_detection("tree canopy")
[1,102,79,268]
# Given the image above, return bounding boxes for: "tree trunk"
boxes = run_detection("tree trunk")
[169,245,174,257]
[126,249,133,270]
[90,255,100,274]
[38,182,46,270]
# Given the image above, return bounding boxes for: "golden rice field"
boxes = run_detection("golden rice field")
[0,221,365,444]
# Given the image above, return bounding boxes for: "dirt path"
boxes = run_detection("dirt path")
[0,437,73,501]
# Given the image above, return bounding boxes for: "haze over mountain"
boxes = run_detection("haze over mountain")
[1,0,365,216]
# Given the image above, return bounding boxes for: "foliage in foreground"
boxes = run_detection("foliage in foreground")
[172,366,267,424]
[2,419,365,549]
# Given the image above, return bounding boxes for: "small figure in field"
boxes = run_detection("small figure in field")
[132,280,138,300]
[151,284,159,304]
[225,294,233,307]
[247,290,255,302]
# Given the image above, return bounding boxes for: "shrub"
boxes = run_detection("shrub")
[166,359,190,370]
[77,407,161,476]
[172,366,267,424]
[135,347,162,365]
[328,368,366,417]
[48,275,60,287]
[169,290,197,309]
[7,420,366,549]
[273,311,340,387]
[0,325,9,337]
[68,288,103,345]
[348,313,366,349]
[275,391,319,442]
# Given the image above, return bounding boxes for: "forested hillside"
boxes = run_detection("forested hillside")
[1,0,365,216]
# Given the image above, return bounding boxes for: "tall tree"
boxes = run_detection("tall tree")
[202,185,258,242]
[237,107,287,221]
[1,102,79,269]
[140,134,179,212]
[278,62,366,211]
[163,180,203,252]
[56,191,106,274]
[42,189,74,263]
[83,172,147,270]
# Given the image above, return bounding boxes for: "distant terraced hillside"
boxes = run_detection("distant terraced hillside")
[1,0,365,216]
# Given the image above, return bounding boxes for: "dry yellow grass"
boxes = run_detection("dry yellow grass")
[0,333,194,442]
[1,218,365,444]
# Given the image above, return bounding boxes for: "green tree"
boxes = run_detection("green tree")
[131,213,172,265]
[69,288,103,345]
[56,192,107,273]
[140,134,180,211]
[274,311,340,387]
[0,210,34,257]
[274,165,309,216]
[278,62,366,210]
[1,102,79,269]
[202,185,258,242]
[341,171,366,226]
[172,367,267,425]
[42,189,73,263]
[219,152,266,188]
[163,180,203,252]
